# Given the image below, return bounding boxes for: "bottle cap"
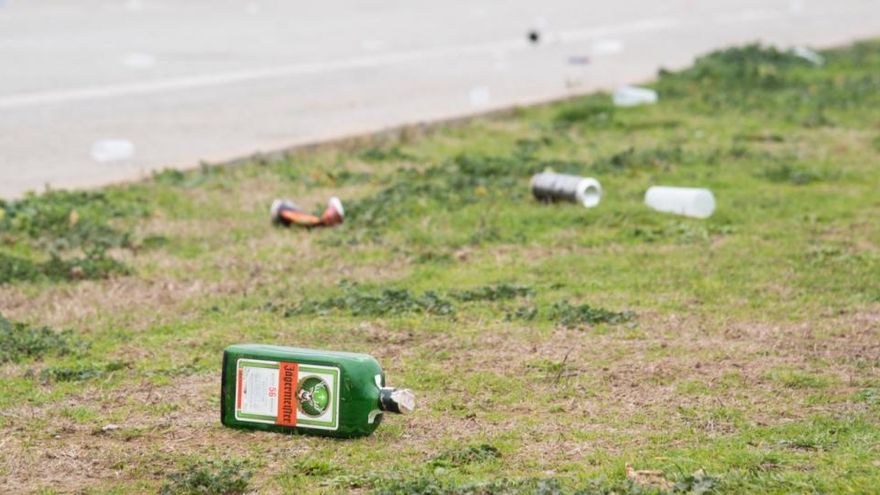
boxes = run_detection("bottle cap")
[379,387,415,414]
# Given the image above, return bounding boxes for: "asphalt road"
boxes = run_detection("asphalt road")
[1,0,879,198]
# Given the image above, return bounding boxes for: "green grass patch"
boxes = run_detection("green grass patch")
[160,458,252,495]
[0,314,83,363]
[3,40,880,493]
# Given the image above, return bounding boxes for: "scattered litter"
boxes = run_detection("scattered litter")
[567,55,591,65]
[469,86,491,107]
[531,172,601,208]
[221,344,415,438]
[90,139,135,162]
[613,86,658,107]
[123,52,156,69]
[591,39,624,56]
[792,46,824,66]
[644,186,715,219]
[270,197,344,229]
[101,424,120,432]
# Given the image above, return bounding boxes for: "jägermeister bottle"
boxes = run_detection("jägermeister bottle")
[220,344,414,438]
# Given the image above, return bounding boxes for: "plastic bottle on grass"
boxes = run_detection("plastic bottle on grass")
[613,86,658,107]
[644,186,715,219]
[221,344,414,438]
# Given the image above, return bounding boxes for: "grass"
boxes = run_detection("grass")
[1,40,879,493]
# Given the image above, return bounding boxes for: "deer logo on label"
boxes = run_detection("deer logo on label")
[297,376,330,417]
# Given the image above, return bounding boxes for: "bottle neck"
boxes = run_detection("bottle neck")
[378,387,415,414]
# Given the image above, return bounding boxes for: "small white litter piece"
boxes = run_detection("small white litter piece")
[613,86,658,107]
[531,172,602,208]
[792,46,824,66]
[91,139,135,162]
[123,52,156,69]
[469,86,491,107]
[644,186,715,219]
[591,39,624,56]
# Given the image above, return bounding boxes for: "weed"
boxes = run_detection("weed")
[0,254,41,283]
[451,283,532,302]
[368,475,712,494]
[0,190,146,250]
[0,188,148,284]
[760,164,825,185]
[656,43,815,95]
[550,301,636,328]
[360,146,414,163]
[590,146,683,174]
[428,444,501,468]
[152,164,220,188]
[283,285,455,317]
[554,95,616,127]
[0,314,81,364]
[303,168,372,187]
[506,305,538,321]
[160,458,251,495]
[763,368,830,389]
[278,457,340,491]
[854,388,879,406]
[0,251,129,283]
[345,152,542,230]
[38,361,128,383]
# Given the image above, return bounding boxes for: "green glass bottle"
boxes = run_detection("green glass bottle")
[220,344,414,438]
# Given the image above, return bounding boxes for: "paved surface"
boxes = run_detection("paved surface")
[1,0,879,198]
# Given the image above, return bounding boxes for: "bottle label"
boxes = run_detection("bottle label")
[234,358,340,431]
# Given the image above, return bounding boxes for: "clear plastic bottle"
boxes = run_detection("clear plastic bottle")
[612,86,658,107]
[644,186,715,218]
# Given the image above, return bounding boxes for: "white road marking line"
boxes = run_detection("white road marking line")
[0,17,679,110]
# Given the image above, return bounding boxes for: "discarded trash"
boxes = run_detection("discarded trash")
[644,186,715,219]
[270,197,344,229]
[591,39,624,56]
[531,172,602,208]
[90,139,135,162]
[469,86,491,107]
[101,424,120,432]
[567,56,591,65]
[613,86,658,107]
[221,344,415,438]
[792,46,824,66]
[123,52,156,69]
